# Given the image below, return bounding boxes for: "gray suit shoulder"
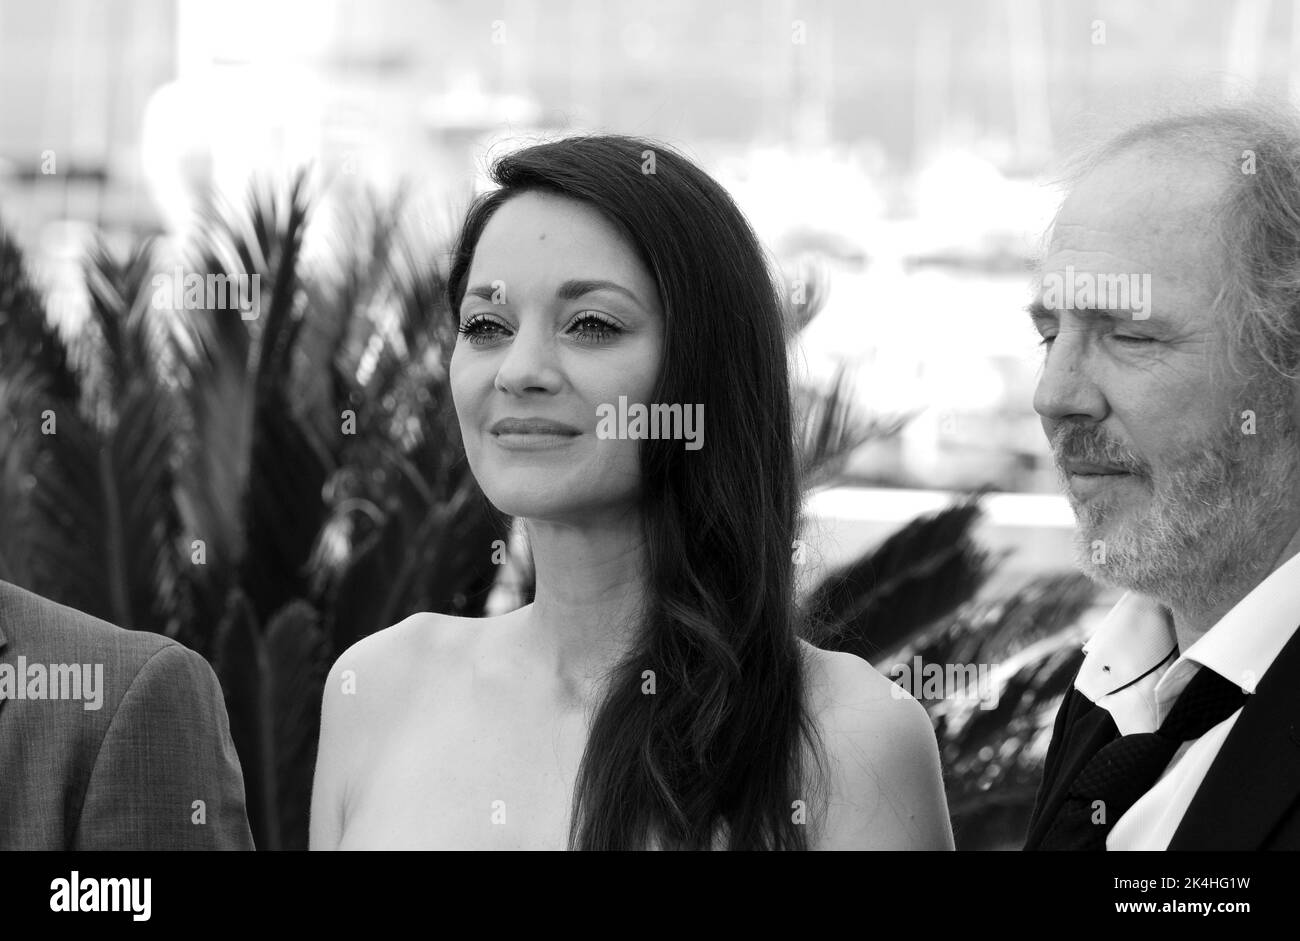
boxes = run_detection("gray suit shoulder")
[0,579,183,673]
[0,579,253,849]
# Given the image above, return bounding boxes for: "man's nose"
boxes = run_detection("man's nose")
[494,321,563,394]
[1032,331,1107,424]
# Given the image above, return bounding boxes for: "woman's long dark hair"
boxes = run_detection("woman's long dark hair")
[447,135,828,849]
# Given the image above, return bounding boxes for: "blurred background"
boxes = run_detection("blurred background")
[2,0,1296,849]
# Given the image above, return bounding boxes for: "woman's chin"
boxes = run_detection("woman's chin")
[484,489,637,526]
[485,491,592,521]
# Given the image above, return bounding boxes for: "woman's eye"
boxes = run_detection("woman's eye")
[457,316,508,345]
[1112,335,1154,345]
[569,313,620,343]
[1037,335,1055,348]
[456,313,621,345]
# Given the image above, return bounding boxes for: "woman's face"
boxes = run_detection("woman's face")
[450,190,666,523]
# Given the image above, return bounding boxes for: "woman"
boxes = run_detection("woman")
[310,135,953,850]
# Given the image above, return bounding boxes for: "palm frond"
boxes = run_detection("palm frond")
[172,172,333,628]
[265,600,330,851]
[894,570,1099,849]
[211,589,274,849]
[0,223,80,588]
[0,220,78,403]
[0,363,53,587]
[795,364,911,489]
[806,496,994,659]
[3,238,186,635]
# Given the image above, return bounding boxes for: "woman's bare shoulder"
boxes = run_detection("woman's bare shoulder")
[799,639,909,713]
[311,612,485,849]
[798,641,932,760]
[334,611,472,668]
[797,640,955,850]
[322,611,498,716]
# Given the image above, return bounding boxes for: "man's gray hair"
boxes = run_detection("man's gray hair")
[1062,97,1300,383]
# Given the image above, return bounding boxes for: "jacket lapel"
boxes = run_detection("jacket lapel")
[1024,688,1119,848]
[1168,622,1300,849]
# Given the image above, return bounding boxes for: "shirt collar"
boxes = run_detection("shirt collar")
[1077,591,1177,699]
[1180,548,1300,694]
[1076,591,1177,732]
[1075,549,1300,733]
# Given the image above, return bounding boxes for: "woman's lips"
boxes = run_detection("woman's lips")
[490,417,582,435]
[491,431,581,451]
[488,417,582,451]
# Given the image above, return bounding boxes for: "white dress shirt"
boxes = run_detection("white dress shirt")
[1071,549,1300,850]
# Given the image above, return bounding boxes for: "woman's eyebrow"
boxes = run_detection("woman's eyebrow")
[556,279,642,306]
[462,278,647,310]
[463,284,498,302]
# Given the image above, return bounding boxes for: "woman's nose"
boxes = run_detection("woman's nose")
[493,322,563,395]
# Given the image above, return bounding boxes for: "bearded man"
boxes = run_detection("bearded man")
[1023,101,1300,850]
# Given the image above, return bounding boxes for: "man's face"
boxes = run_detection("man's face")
[1031,145,1300,611]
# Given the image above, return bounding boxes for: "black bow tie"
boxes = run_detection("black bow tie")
[1038,664,1249,850]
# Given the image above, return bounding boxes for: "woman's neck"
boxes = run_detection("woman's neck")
[520,510,649,699]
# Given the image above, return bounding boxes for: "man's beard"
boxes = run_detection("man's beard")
[1054,379,1300,617]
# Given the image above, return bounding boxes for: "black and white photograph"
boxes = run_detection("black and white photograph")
[0,0,1294,921]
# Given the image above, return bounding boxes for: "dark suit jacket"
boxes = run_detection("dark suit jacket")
[1024,619,1300,850]
[0,579,254,849]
